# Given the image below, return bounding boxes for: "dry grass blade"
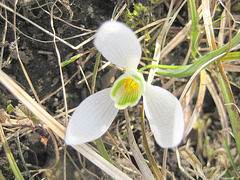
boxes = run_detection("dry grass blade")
[12,1,41,105]
[0,2,94,50]
[0,124,24,180]
[217,4,227,48]
[159,4,203,60]
[202,0,219,50]
[73,144,132,180]
[112,2,127,20]
[1,0,239,179]
[148,0,184,83]
[180,148,206,179]
[222,64,240,72]
[179,52,226,102]
[16,132,33,180]
[124,109,155,180]
[0,70,132,180]
[184,70,207,137]
[176,148,195,180]
[0,70,65,137]
[50,1,69,128]
[206,73,229,142]
[0,7,7,68]
[0,2,74,49]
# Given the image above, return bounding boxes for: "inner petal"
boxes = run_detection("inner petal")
[111,72,144,109]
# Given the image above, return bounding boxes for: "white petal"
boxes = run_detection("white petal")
[143,84,184,148]
[65,88,119,145]
[94,21,141,72]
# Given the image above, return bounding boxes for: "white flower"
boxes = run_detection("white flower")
[65,21,184,148]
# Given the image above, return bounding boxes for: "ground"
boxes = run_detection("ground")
[0,0,240,180]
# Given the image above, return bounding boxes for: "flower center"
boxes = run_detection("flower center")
[110,72,145,109]
[124,78,139,91]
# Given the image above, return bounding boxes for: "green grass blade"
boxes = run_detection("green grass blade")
[217,69,240,159]
[0,125,24,180]
[92,53,113,164]
[95,138,112,164]
[140,30,240,78]
[0,169,6,180]
[223,135,237,172]
[61,54,81,67]
[61,49,95,67]
[220,52,240,61]
[91,52,101,94]
[189,0,199,58]
[141,108,163,179]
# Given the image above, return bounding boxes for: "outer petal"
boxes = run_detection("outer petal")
[94,21,141,72]
[65,88,119,145]
[143,83,184,148]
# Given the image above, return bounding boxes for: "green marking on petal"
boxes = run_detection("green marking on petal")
[111,78,126,97]
[110,72,145,109]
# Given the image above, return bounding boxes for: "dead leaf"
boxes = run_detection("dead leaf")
[0,109,9,123]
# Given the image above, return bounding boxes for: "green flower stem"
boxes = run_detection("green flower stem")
[141,107,163,180]
[92,53,112,164]
[0,124,24,180]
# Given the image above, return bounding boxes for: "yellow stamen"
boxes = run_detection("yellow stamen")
[124,78,139,91]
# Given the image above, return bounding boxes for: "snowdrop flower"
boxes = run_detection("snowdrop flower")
[65,21,184,148]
